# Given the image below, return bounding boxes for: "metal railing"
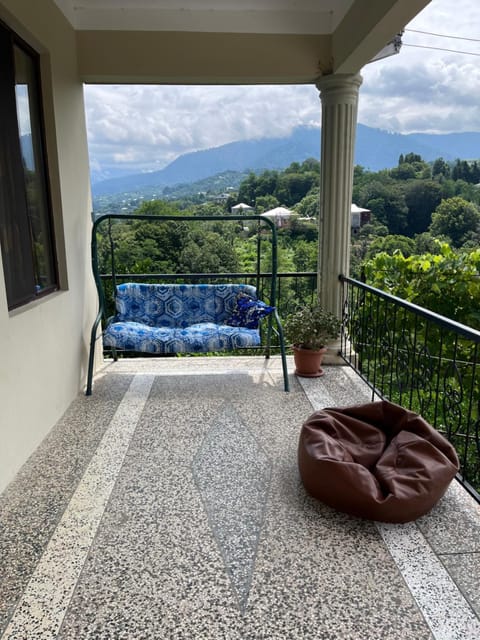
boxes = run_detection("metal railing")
[340,275,480,502]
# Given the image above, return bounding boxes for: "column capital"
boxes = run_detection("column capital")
[316,73,363,105]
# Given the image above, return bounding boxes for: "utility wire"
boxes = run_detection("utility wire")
[403,43,480,56]
[405,28,480,43]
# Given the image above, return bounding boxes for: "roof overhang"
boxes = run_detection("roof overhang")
[50,0,431,83]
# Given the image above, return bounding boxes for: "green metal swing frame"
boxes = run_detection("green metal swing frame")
[86,212,290,394]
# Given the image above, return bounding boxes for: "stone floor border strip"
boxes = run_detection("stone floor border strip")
[377,523,480,640]
[1,374,154,640]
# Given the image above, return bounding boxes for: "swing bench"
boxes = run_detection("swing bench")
[86,212,290,395]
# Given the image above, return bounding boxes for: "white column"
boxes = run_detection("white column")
[316,73,362,319]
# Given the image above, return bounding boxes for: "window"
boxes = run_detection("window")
[0,21,57,310]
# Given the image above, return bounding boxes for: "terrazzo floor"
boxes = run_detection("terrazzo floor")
[1,356,479,639]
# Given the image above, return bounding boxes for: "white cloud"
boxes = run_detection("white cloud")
[359,0,480,133]
[84,0,480,180]
[84,84,320,178]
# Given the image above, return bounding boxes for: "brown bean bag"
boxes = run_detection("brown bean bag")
[298,400,459,523]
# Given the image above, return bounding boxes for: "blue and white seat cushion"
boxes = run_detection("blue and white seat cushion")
[104,321,260,353]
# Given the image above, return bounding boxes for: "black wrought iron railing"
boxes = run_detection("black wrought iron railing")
[340,274,480,501]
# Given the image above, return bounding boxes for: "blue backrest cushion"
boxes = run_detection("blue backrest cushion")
[226,292,275,329]
[114,283,259,328]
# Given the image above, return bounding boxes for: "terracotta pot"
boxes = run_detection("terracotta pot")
[293,345,327,377]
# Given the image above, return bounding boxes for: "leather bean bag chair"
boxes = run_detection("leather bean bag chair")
[298,400,459,523]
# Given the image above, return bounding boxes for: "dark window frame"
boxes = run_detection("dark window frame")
[0,19,58,310]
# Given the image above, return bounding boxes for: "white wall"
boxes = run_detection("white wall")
[0,0,95,493]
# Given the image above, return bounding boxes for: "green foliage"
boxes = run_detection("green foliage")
[404,180,443,236]
[288,216,318,242]
[364,235,415,261]
[451,159,480,184]
[94,151,480,339]
[255,194,279,213]
[350,221,388,278]
[283,302,341,350]
[390,163,417,180]
[391,153,430,180]
[294,187,319,219]
[236,159,319,209]
[363,243,480,329]
[357,178,408,235]
[432,157,450,179]
[274,171,318,206]
[178,230,239,273]
[293,240,317,271]
[429,197,480,247]
[414,232,446,254]
[134,199,182,216]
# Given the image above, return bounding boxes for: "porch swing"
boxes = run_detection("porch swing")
[86,212,290,395]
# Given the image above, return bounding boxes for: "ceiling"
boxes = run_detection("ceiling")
[53,0,353,34]
[50,0,430,83]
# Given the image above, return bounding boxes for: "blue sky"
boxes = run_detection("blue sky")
[84,0,480,181]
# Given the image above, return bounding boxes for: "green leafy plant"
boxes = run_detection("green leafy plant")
[283,302,341,350]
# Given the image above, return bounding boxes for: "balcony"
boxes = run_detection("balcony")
[1,355,479,639]
[1,12,439,634]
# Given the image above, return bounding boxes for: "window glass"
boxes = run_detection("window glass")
[14,44,57,295]
[0,21,57,309]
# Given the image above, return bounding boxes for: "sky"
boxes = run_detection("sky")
[84,0,480,181]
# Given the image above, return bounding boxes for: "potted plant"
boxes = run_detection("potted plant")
[283,302,341,377]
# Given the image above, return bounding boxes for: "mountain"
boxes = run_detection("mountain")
[91,124,480,197]
[355,127,480,170]
[91,126,320,196]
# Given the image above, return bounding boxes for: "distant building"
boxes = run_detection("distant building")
[261,206,297,229]
[231,202,254,214]
[351,204,371,233]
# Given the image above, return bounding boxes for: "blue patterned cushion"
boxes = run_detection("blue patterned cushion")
[114,283,258,327]
[104,283,266,354]
[104,321,260,353]
[226,293,274,329]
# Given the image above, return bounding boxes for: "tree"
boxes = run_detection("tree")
[414,232,444,255]
[274,171,317,207]
[293,240,317,271]
[178,230,239,273]
[404,153,423,164]
[432,157,450,179]
[295,188,319,219]
[391,153,429,180]
[349,221,388,278]
[429,197,480,247]
[359,180,408,235]
[452,159,471,182]
[237,172,259,206]
[405,180,443,236]
[389,163,416,180]
[453,179,480,205]
[363,244,480,329]
[364,235,415,261]
[255,194,279,213]
[288,216,318,242]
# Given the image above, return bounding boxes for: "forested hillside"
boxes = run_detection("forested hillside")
[97,153,480,328]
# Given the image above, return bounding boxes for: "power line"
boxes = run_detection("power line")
[403,43,480,56]
[405,28,480,43]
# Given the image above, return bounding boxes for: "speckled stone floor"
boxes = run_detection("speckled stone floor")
[1,357,479,639]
